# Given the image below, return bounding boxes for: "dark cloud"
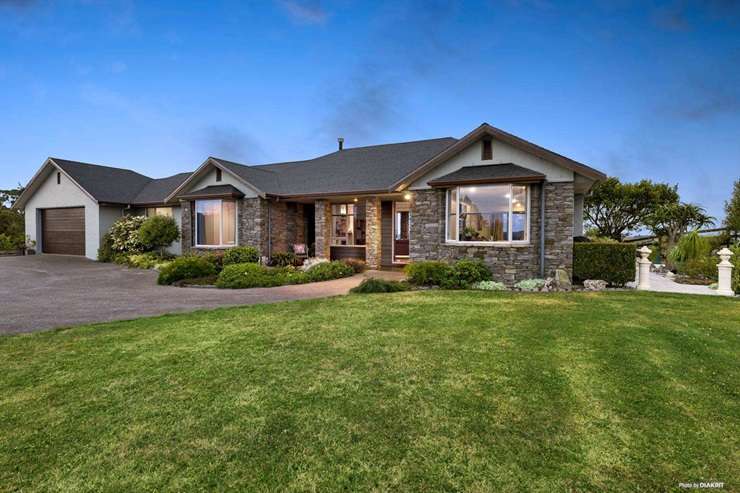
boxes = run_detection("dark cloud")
[277,0,327,25]
[200,126,265,163]
[317,0,466,144]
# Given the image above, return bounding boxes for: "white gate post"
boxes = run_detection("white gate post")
[637,246,652,290]
[717,248,735,297]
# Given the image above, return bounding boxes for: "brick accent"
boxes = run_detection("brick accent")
[239,197,269,255]
[314,200,331,259]
[365,197,382,268]
[409,182,574,285]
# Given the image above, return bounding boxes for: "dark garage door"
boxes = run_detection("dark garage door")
[42,207,85,255]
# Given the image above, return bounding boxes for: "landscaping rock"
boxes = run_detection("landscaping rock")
[584,279,608,291]
[555,268,572,290]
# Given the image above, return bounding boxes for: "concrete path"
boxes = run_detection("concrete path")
[627,271,721,296]
[0,255,404,335]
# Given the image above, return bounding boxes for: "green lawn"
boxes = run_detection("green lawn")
[1,291,738,492]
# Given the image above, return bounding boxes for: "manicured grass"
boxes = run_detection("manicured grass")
[1,291,738,492]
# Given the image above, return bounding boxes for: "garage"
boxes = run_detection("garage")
[41,207,85,255]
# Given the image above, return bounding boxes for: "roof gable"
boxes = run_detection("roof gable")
[51,158,154,204]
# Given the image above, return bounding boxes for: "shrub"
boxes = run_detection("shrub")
[300,257,328,271]
[677,256,717,280]
[350,278,409,293]
[125,252,174,270]
[109,215,147,254]
[405,261,453,286]
[157,256,217,285]
[216,263,309,289]
[342,258,367,274]
[515,278,546,291]
[573,243,635,286]
[731,244,740,294]
[668,231,711,264]
[223,246,260,265]
[139,215,180,254]
[97,233,116,262]
[270,251,298,267]
[0,232,24,251]
[201,252,226,272]
[471,280,507,291]
[447,258,492,288]
[305,260,355,282]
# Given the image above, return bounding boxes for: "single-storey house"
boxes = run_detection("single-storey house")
[14,123,606,282]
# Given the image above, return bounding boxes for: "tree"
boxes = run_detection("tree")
[645,202,715,252]
[724,179,740,232]
[139,215,180,255]
[0,185,24,239]
[0,186,24,208]
[584,178,679,240]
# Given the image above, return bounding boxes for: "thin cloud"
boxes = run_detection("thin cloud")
[277,0,327,25]
[200,126,266,163]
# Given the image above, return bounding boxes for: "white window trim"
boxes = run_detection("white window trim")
[445,184,531,246]
[194,199,238,248]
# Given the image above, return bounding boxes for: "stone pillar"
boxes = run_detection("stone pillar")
[637,246,651,290]
[314,199,331,259]
[717,248,735,296]
[365,197,382,269]
[180,200,192,254]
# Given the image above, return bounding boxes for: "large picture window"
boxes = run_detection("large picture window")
[331,203,365,246]
[195,199,236,247]
[446,184,529,243]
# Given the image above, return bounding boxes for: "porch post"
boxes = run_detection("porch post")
[314,199,331,259]
[365,197,381,269]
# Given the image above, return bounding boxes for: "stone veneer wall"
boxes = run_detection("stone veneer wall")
[314,200,331,259]
[269,201,306,254]
[409,182,574,284]
[180,197,269,256]
[365,197,382,269]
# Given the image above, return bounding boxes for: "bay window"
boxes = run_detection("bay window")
[446,184,529,243]
[331,203,365,246]
[195,199,236,247]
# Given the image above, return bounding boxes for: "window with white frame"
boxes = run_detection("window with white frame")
[446,184,529,243]
[195,199,236,247]
[331,203,365,246]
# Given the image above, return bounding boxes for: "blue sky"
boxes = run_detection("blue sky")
[1,0,738,221]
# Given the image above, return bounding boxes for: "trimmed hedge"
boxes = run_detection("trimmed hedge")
[405,261,452,286]
[350,278,409,293]
[304,261,355,282]
[216,260,355,289]
[573,243,635,286]
[157,256,217,285]
[405,258,493,289]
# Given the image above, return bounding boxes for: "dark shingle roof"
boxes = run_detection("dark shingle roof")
[211,137,458,196]
[177,184,245,199]
[52,158,154,204]
[427,163,545,186]
[132,172,191,205]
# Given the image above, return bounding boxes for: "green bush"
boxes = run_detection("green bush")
[0,232,25,251]
[97,233,116,262]
[216,263,308,289]
[445,258,492,289]
[200,252,226,272]
[731,244,740,294]
[668,231,711,264]
[677,256,717,280]
[109,215,147,254]
[342,258,367,273]
[139,215,180,254]
[270,251,298,267]
[515,278,546,291]
[125,252,174,270]
[350,278,409,293]
[405,261,453,286]
[573,243,636,286]
[157,256,217,285]
[305,261,355,282]
[223,246,260,265]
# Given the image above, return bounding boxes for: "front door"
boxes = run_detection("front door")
[394,202,410,262]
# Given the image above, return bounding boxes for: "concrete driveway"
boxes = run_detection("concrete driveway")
[1,255,397,334]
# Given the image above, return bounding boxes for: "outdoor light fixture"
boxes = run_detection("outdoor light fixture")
[403,193,412,200]
[353,197,358,202]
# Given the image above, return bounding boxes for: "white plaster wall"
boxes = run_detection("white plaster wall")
[574,194,585,237]
[189,167,258,198]
[409,138,574,190]
[99,205,125,243]
[24,168,100,260]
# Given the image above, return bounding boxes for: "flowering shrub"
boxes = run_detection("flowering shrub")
[300,257,329,272]
[109,215,147,254]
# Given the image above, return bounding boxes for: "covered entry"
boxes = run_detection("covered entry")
[41,207,85,255]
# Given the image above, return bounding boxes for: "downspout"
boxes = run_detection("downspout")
[540,181,547,278]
